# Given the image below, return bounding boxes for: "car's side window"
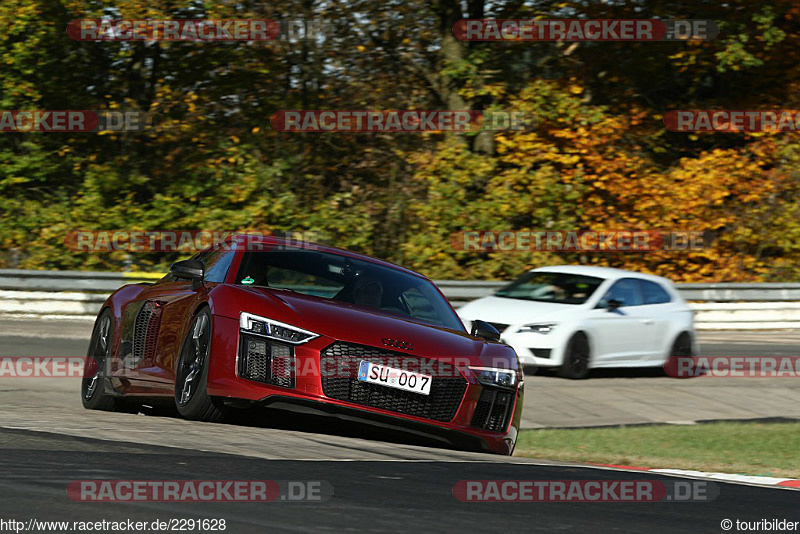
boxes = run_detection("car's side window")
[204,250,235,283]
[163,248,233,284]
[638,280,672,305]
[598,278,643,307]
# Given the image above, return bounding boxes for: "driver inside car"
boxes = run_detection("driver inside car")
[353,277,384,308]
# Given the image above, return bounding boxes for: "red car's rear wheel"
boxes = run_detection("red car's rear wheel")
[82,308,135,411]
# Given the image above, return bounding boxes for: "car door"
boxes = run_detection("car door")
[118,247,235,392]
[583,278,652,365]
[636,279,678,361]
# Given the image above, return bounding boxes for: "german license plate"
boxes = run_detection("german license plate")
[357,361,432,396]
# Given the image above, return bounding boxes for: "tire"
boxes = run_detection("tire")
[670,332,694,357]
[558,333,591,379]
[174,307,225,422]
[82,309,122,410]
[666,332,696,378]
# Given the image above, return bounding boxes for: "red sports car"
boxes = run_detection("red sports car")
[81,234,524,455]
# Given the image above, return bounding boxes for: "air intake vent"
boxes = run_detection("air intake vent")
[471,388,514,432]
[133,301,162,363]
[238,334,295,388]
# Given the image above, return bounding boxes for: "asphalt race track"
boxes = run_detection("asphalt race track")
[0,318,798,532]
[1,429,799,533]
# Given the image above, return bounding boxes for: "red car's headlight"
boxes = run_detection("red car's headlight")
[239,312,319,344]
[469,367,518,388]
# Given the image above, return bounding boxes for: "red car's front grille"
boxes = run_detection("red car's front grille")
[319,342,468,422]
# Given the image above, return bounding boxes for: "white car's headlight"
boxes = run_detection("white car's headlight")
[239,312,319,344]
[516,323,558,334]
[470,367,518,388]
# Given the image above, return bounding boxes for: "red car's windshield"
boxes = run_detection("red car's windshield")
[234,249,464,331]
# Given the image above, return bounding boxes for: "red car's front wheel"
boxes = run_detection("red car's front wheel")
[175,307,226,422]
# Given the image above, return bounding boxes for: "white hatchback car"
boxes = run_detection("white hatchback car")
[458,266,696,379]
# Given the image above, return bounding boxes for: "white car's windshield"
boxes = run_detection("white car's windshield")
[495,272,604,305]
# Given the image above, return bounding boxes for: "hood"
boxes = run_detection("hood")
[211,285,517,368]
[458,295,584,329]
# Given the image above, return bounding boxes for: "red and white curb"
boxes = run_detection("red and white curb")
[588,463,800,490]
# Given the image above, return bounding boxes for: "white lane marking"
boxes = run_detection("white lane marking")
[573,463,800,491]
[650,468,794,486]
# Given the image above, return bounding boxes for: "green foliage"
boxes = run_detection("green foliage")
[1,0,799,282]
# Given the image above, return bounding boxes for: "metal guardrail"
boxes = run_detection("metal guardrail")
[676,283,800,302]
[435,280,800,304]
[0,269,162,292]
[3,270,798,302]
[0,270,799,329]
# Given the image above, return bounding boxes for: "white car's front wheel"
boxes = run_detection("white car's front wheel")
[558,333,590,379]
[665,332,695,379]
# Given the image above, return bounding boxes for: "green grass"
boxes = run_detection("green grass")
[515,421,800,478]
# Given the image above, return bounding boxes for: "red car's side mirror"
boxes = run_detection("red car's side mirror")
[471,320,501,342]
[170,259,205,290]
